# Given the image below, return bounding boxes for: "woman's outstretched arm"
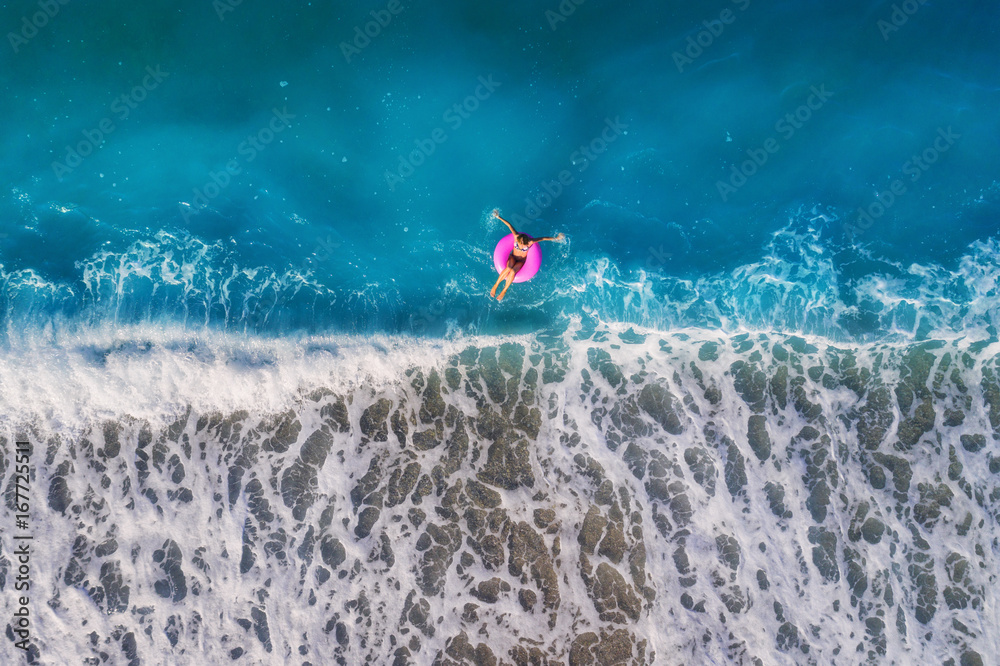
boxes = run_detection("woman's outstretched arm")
[532,233,565,243]
[492,209,516,234]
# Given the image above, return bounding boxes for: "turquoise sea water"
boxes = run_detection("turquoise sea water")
[1,0,997,340]
[2,2,999,665]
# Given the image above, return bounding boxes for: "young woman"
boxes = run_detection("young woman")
[489,209,565,301]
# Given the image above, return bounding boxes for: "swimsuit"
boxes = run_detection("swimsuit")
[507,251,527,272]
[507,242,529,272]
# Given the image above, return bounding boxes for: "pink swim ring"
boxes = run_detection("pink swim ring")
[493,233,542,283]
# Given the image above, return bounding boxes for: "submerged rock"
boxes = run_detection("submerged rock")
[746,415,771,461]
[477,438,534,490]
[723,440,748,500]
[360,398,393,442]
[731,360,767,413]
[637,381,684,434]
[684,446,717,496]
[960,433,986,453]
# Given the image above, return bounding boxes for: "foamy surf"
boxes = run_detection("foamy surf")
[2,321,997,664]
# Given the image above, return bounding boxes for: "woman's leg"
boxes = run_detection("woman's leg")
[497,271,516,301]
[490,268,511,297]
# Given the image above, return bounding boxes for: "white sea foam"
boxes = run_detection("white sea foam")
[0,325,484,433]
[2,321,997,664]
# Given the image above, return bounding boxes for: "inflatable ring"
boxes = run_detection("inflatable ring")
[493,233,542,283]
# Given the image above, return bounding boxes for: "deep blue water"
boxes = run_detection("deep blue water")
[1,0,998,341]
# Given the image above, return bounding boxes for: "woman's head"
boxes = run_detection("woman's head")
[516,233,531,247]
